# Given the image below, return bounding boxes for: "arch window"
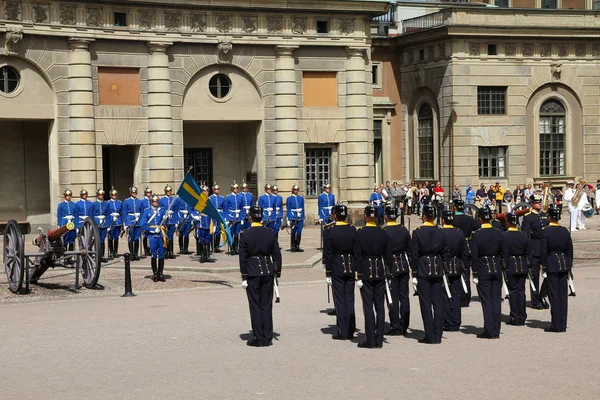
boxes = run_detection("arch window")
[208,74,231,99]
[417,103,434,179]
[539,99,565,176]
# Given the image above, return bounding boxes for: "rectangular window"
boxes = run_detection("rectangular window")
[184,148,213,188]
[419,49,425,61]
[373,120,383,139]
[495,0,509,7]
[541,0,558,8]
[305,148,331,197]
[539,116,565,176]
[477,86,507,115]
[98,67,141,106]
[487,44,498,55]
[371,62,382,89]
[114,12,127,27]
[373,120,383,184]
[302,71,337,107]
[478,147,507,178]
[317,20,329,34]
[594,0,600,8]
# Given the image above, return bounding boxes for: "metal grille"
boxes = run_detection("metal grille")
[479,147,506,178]
[0,66,19,94]
[418,104,434,179]
[305,148,331,197]
[539,100,565,176]
[541,0,557,8]
[477,86,506,115]
[184,148,213,187]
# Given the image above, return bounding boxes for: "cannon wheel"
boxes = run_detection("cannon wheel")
[464,204,479,219]
[77,217,101,288]
[3,220,25,293]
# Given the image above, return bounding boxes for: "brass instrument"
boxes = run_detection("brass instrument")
[541,182,553,212]
[572,178,587,206]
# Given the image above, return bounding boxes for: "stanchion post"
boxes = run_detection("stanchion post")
[122,253,136,297]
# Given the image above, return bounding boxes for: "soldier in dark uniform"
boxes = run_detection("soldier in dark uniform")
[471,207,504,339]
[323,204,357,340]
[410,204,448,344]
[239,206,283,347]
[452,199,479,308]
[541,207,573,333]
[354,205,390,348]
[440,210,468,332]
[521,194,549,309]
[383,206,411,336]
[489,204,505,231]
[502,213,531,326]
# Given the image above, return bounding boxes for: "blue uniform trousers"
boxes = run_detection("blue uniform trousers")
[166,224,176,241]
[197,228,211,244]
[98,227,108,243]
[149,236,165,259]
[128,226,142,242]
[291,220,304,236]
[63,229,76,245]
[109,226,121,240]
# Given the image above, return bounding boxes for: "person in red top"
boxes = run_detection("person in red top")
[433,182,445,222]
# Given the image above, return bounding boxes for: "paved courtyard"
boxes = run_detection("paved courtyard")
[1,215,600,399]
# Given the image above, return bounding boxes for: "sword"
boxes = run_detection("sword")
[442,268,452,299]
[404,253,418,296]
[274,277,280,303]
[460,274,468,294]
[528,269,537,293]
[381,258,393,304]
[502,270,510,299]
[568,270,576,296]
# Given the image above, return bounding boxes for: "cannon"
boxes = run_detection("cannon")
[3,217,101,294]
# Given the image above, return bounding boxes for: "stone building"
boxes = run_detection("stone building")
[0,0,389,227]
[372,2,600,195]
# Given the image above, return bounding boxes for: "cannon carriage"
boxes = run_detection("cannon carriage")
[3,217,102,294]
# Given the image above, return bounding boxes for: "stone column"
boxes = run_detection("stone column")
[147,42,174,188]
[68,38,96,193]
[273,45,299,190]
[345,47,371,203]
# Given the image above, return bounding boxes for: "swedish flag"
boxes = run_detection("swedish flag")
[177,173,233,247]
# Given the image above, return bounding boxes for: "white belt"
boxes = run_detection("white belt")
[243,206,250,211]
[293,208,303,213]
[265,208,273,212]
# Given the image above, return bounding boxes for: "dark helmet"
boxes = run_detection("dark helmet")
[249,206,263,221]
[547,206,561,220]
[530,194,542,204]
[423,204,437,220]
[453,199,465,212]
[506,213,519,226]
[384,206,398,219]
[477,206,493,221]
[333,204,347,217]
[364,205,377,218]
[441,210,454,224]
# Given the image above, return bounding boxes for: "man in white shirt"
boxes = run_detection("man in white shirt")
[563,180,588,231]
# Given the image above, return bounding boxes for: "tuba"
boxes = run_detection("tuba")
[572,178,586,206]
[541,182,553,213]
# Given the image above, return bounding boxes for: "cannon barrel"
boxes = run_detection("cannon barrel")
[47,222,75,242]
[496,207,529,222]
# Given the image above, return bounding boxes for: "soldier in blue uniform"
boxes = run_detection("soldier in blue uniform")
[323,204,356,340]
[502,212,531,326]
[57,189,78,264]
[176,196,193,255]
[410,204,448,344]
[122,186,143,261]
[540,207,573,333]
[318,184,335,249]
[369,185,385,226]
[471,206,504,339]
[272,185,284,241]
[76,189,93,228]
[141,187,153,256]
[258,183,276,233]
[209,184,226,253]
[452,199,479,308]
[159,185,179,259]
[92,188,110,263]
[240,183,254,231]
[521,194,549,309]
[239,206,283,347]
[107,189,123,259]
[383,206,411,336]
[141,194,166,282]
[440,210,468,332]
[225,183,243,255]
[286,184,305,252]
[192,184,214,263]
[354,205,390,349]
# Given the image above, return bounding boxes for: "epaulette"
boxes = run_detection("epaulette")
[524,211,532,217]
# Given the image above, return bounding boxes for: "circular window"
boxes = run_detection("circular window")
[209,74,231,99]
[0,66,20,94]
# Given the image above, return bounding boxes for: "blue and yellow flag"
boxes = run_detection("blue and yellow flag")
[177,173,233,247]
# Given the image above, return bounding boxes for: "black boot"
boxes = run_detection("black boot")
[101,243,108,263]
[214,234,222,253]
[290,234,296,252]
[296,234,304,252]
[143,237,150,256]
[108,240,114,260]
[134,241,140,261]
[195,240,201,256]
[114,240,120,258]
[205,243,215,263]
[178,235,184,254]
[168,240,176,259]
[151,258,158,282]
[183,236,190,254]
[199,243,207,263]
[128,241,134,258]
[158,258,166,282]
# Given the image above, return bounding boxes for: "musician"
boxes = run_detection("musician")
[92,188,110,263]
[354,205,390,348]
[452,199,480,308]
[286,184,305,252]
[564,180,589,231]
[239,206,283,347]
[141,194,166,282]
[122,185,143,261]
[57,189,78,265]
[521,194,549,310]
[159,185,179,259]
[369,185,385,226]
[471,206,504,339]
[502,213,530,326]
[323,204,357,340]
[384,206,411,336]
[410,204,447,344]
[107,189,123,259]
[441,210,468,332]
[225,183,243,255]
[192,185,213,263]
[541,207,573,332]
[141,187,153,256]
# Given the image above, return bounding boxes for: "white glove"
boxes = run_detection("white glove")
[542,272,547,278]
[411,277,418,286]
[287,220,291,227]
[193,215,201,221]
[356,280,363,289]
[244,206,250,211]
[161,215,168,222]
[319,218,323,224]
[473,277,479,285]
[153,228,160,234]
[241,280,248,289]
[167,210,173,215]
[326,277,332,286]
[182,210,188,215]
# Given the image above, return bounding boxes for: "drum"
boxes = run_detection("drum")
[582,204,594,218]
